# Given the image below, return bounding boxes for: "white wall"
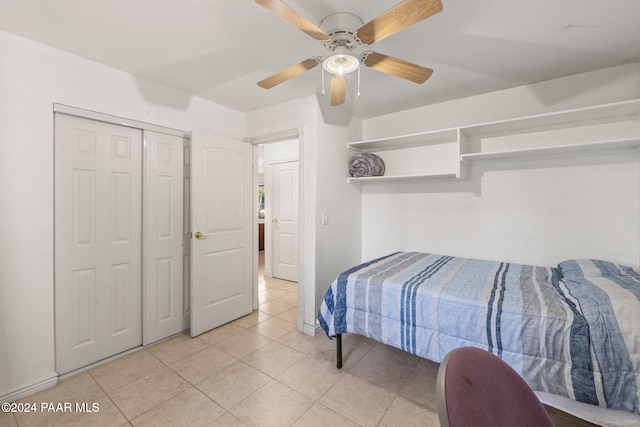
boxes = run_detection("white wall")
[360,63,640,268]
[314,104,362,314]
[246,95,363,333]
[0,31,245,401]
[247,95,320,335]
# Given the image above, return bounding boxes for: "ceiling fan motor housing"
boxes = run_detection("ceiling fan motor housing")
[319,12,364,50]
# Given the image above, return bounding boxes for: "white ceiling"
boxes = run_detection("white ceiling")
[1,0,639,119]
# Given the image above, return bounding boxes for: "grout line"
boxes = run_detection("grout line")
[85,370,129,422]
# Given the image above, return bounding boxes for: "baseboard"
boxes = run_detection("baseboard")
[304,323,324,336]
[0,373,58,403]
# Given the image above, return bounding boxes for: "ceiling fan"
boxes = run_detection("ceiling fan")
[255,0,443,106]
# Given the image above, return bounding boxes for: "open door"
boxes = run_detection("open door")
[190,131,253,336]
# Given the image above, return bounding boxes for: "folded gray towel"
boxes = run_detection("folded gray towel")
[349,153,386,177]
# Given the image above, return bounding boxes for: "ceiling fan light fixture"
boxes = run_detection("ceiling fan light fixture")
[323,53,359,75]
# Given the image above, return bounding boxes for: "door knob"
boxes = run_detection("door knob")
[272,218,278,223]
[194,231,209,239]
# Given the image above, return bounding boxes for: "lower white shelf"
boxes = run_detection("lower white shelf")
[347,172,459,184]
[460,137,640,163]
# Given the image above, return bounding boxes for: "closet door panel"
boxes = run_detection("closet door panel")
[143,130,186,345]
[55,113,142,375]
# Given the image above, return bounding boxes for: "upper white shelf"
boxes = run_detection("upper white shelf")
[461,99,640,138]
[348,128,458,152]
[460,137,640,163]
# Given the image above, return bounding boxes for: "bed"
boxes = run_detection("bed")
[317,252,640,420]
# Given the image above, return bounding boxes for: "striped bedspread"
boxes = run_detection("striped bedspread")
[317,252,640,414]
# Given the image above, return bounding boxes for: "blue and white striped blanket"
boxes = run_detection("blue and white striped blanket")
[317,252,640,414]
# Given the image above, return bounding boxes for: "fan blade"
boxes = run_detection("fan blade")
[255,0,331,41]
[354,0,443,46]
[330,74,347,106]
[257,57,321,89]
[361,51,433,84]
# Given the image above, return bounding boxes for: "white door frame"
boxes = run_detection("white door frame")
[247,128,307,333]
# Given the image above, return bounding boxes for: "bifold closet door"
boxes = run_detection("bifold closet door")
[55,114,143,375]
[143,130,188,344]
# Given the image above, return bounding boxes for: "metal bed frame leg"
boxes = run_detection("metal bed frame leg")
[336,334,343,369]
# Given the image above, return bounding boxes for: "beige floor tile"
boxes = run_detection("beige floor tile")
[214,330,271,359]
[229,380,314,427]
[232,310,272,329]
[14,373,105,427]
[146,332,210,365]
[349,345,420,393]
[0,411,17,427]
[11,404,56,427]
[207,412,247,427]
[417,357,440,371]
[35,394,126,427]
[199,323,247,345]
[370,341,422,364]
[293,403,360,427]
[275,306,297,323]
[130,387,224,426]
[14,378,125,427]
[242,342,305,377]
[277,292,299,306]
[108,367,190,419]
[310,334,373,369]
[258,300,293,316]
[378,396,441,427]
[258,288,289,303]
[277,356,345,400]
[89,350,163,393]
[21,372,102,404]
[269,279,298,292]
[319,374,396,427]
[275,330,324,354]
[168,346,236,384]
[248,317,296,340]
[196,361,270,410]
[399,363,439,410]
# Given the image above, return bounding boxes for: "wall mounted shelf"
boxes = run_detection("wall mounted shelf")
[347,172,458,184]
[460,137,640,163]
[347,99,640,185]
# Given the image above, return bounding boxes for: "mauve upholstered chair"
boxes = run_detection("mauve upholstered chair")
[436,347,553,427]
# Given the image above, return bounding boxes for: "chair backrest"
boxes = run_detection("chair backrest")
[436,347,553,427]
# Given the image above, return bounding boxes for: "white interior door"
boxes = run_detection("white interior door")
[272,161,299,282]
[143,130,187,345]
[190,131,253,337]
[55,113,142,374]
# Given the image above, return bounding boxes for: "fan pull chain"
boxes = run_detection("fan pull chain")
[357,66,361,98]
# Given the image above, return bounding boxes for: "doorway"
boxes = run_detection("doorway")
[255,138,303,332]
[258,139,299,283]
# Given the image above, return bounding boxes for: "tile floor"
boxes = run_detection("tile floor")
[1,253,439,427]
[1,253,589,427]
